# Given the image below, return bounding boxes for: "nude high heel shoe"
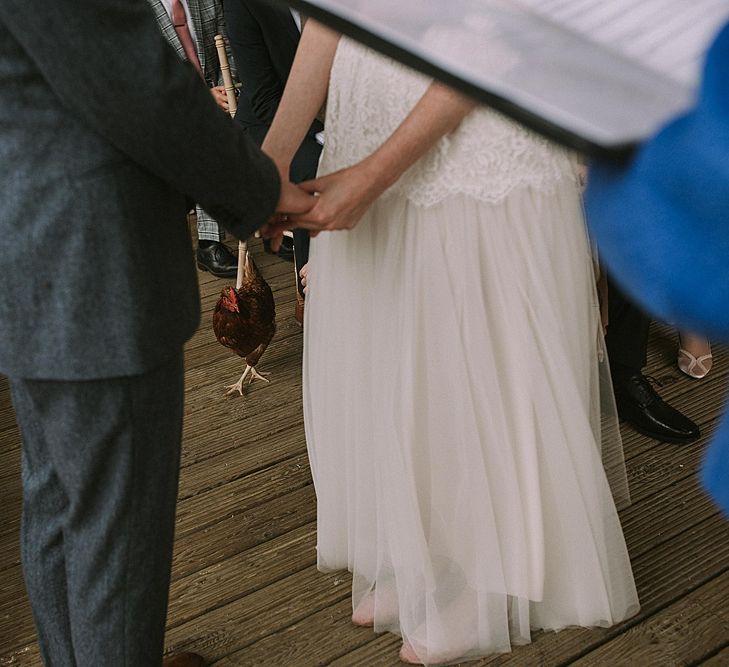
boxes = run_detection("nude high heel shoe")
[678,334,713,379]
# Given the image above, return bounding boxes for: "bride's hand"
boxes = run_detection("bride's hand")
[287,162,388,236]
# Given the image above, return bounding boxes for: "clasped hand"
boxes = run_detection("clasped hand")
[264,163,385,250]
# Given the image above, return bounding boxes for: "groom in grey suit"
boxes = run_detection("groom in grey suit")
[0,1,312,665]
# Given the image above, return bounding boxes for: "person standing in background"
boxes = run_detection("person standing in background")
[148,0,242,278]
[224,0,324,323]
[586,21,729,516]
[605,280,701,444]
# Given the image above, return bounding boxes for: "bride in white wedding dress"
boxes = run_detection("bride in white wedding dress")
[262,19,639,666]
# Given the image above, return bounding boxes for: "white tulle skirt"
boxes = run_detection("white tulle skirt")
[302,181,639,665]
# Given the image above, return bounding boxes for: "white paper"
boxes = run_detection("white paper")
[294,0,729,151]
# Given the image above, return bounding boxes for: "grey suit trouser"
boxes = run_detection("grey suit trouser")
[9,352,184,666]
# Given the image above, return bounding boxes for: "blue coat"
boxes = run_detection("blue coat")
[585,22,729,514]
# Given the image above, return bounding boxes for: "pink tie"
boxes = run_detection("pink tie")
[171,0,204,78]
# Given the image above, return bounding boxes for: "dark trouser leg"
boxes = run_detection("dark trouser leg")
[293,229,310,297]
[289,134,320,299]
[15,422,76,666]
[10,352,184,667]
[605,275,651,384]
[604,279,700,442]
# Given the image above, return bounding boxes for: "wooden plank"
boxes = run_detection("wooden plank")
[624,421,718,507]
[0,429,20,482]
[621,467,722,560]
[0,531,20,575]
[0,418,309,575]
[0,563,24,612]
[0,378,19,441]
[167,523,317,628]
[0,525,319,660]
[171,485,316,581]
[699,644,729,665]
[175,453,311,539]
[181,348,304,427]
[0,465,21,540]
[328,635,401,667]
[0,597,37,660]
[178,391,305,470]
[0,525,319,661]
[571,571,729,666]
[2,425,309,543]
[214,599,375,667]
[0,642,41,667]
[163,567,351,662]
[0,341,304,474]
[0,411,18,442]
[177,426,306,501]
[0,439,311,565]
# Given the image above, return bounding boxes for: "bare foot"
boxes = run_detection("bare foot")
[397,590,487,665]
[352,591,379,627]
[399,642,421,664]
[351,588,399,627]
[399,641,468,665]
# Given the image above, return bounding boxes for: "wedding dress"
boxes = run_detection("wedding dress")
[302,36,639,664]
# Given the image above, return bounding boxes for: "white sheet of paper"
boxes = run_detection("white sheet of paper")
[293,0,729,153]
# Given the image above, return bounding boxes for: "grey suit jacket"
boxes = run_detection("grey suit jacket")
[147,0,234,88]
[0,0,280,380]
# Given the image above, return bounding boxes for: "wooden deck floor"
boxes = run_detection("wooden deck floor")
[1,237,728,666]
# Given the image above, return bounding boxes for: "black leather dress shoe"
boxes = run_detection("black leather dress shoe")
[196,242,237,278]
[614,373,700,444]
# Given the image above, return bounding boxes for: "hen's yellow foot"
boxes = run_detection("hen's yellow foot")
[224,365,270,396]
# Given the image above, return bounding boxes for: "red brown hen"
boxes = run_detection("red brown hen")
[213,242,276,395]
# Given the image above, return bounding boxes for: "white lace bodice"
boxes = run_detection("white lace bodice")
[320,37,579,208]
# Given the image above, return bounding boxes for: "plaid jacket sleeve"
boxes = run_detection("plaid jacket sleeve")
[193,0,237,87]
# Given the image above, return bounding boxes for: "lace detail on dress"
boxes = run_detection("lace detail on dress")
[320,38,579,208]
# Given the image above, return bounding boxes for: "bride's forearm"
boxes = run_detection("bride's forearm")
[281,83,476,235]
[262,21,339,176]
[359,82,475,191]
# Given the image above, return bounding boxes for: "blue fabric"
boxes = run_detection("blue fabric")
[585,22,729,515]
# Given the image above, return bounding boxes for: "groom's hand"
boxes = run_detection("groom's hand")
[276,180,316,215]
[264,182,316,251]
